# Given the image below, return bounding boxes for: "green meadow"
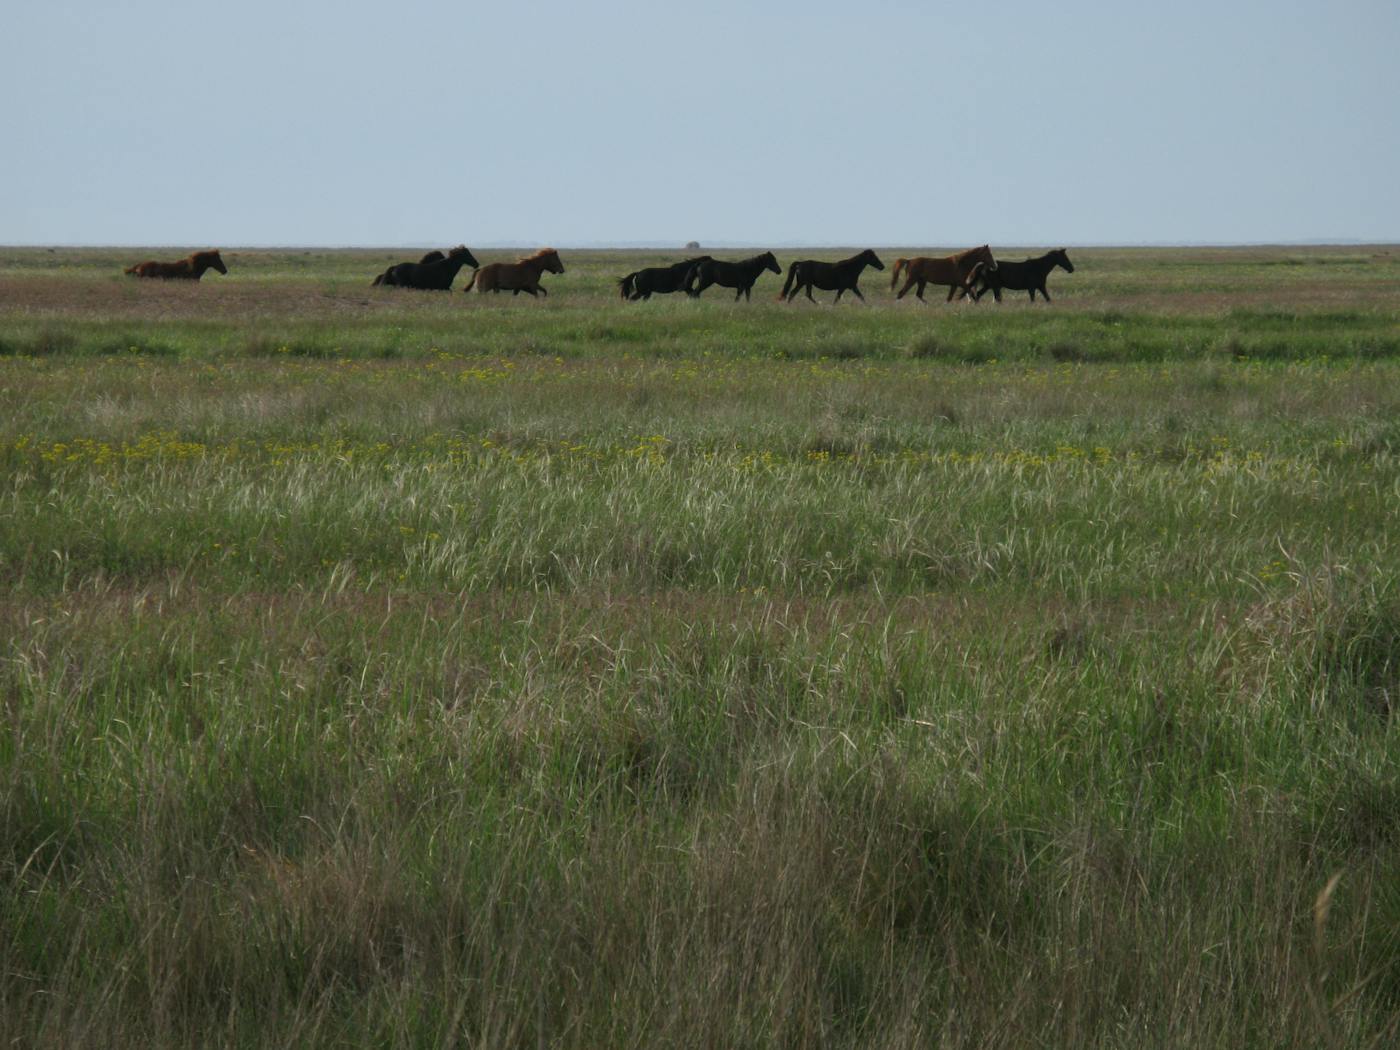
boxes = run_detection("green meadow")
[3,244,1400,1047]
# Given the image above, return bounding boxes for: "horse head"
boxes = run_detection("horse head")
[762,251,781,275]
[540,249,564,274]
[862,249,885,271]
[1053,249,1074,273]
[447,246,479,268]
[200,250,228,275]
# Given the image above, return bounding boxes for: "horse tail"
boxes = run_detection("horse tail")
[617,274,633,300]
[371,271,385,287]
[779,261,800,301]
[890,258,908,290]
[465,268,480,292]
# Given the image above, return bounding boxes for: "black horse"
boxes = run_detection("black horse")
[685,252,782,301]
[971,249,1074,303]
[372,250,446,286]
[373,246,477,290]
[618,256,712,300]
[779,249,885,303]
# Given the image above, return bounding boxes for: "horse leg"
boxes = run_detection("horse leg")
[1039,286,1051,302]
[833,287,844,304]
[896,276,914,300]
[804,283,816,303]
[733,286,743,302]
[916,281,927,302]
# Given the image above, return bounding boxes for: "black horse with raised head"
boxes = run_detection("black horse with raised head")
[618,256,712,300]
[373,246,477,290]
[685,252,782,301]
[779,249,884,303]
[972,249,1074,303]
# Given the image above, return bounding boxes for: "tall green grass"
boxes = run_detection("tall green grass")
[3,247,1400,1046]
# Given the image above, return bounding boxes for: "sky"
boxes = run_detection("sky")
[2,0,1397,247]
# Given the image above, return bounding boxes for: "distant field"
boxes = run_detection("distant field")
[3,247,1400,1048]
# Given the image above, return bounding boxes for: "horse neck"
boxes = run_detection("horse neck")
[188,256,213,277]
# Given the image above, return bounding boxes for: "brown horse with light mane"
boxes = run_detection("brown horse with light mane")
[889,246,994,302]
[468,249,565,296]
[124,250,228,280]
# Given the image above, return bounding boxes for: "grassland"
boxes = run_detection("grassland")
[3,244,1400,1048]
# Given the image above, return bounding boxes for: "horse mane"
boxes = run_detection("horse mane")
[517,248,559,264]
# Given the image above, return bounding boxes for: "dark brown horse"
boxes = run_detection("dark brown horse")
[374,246,478,291]
[468,249,565,297]
[685,252,782,301]
[618,256,712,300]
[372,249,446,286]
[971,249,1074,303]
[889,246,994,302]
[779,250,884,303]
[124,250,227,280]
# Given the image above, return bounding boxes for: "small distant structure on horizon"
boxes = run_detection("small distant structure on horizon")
[684,241,701,251]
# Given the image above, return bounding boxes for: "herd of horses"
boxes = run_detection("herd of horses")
[122,245,1074,303]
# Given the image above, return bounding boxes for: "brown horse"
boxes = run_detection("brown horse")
[124,250,228,280]
[468,249,564,297]
[889,246,994,302]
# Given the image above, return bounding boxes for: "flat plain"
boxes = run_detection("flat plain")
[3,244,1400,1048]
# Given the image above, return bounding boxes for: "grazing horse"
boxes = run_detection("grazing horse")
[618,256,712,300]
[971,249,1074,303]
[779,249,884,303]
[124,250,227,280]
[685,252,782,301]
[372,249,446,286]
[889,246,994,302]
[469,249,565,297]
[374,246,478,290]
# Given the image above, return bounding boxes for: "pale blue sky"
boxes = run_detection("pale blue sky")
[3,1,1396,246]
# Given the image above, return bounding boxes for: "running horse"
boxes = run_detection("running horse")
[124,250,228,280]
[372,249,446,286]
[779,249,884,303]
[469,248,565,296]
[685,252,782,301]
[971,249,1074,303]
[889,246,994,302]
[618,256,712,300]
[374,246,478,290]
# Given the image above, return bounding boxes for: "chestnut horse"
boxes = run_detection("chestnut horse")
[779,249,884,303]
[124,250,227,280]
[469,249,565,297]
[970,249,1074,303]
[889,246,994,302]
[372,249,445,286]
